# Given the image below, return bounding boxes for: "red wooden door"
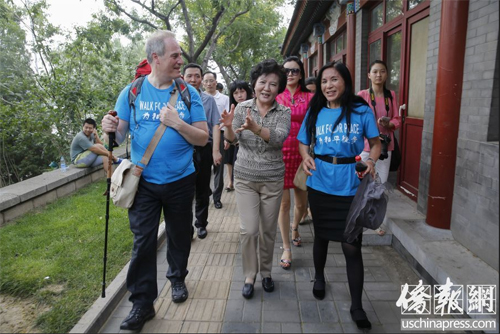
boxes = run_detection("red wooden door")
[398,11,429,200]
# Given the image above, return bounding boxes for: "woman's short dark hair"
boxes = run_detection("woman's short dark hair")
[249,59,287,94]
[229,80,253,106]
[283,56,309,92]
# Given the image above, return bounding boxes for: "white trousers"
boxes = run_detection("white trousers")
[360,151,392,184]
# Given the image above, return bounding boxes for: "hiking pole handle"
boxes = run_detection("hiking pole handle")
[102,110,117,298]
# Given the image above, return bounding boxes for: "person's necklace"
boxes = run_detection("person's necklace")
[291,96,295,105]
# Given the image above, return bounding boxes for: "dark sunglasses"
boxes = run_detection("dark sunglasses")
[285,68,300,76]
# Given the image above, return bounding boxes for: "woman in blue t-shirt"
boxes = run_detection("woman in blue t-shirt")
[297,62,381,330]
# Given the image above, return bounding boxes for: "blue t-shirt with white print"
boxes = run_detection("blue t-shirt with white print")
[297,104,379,196]
[114,76,206,184]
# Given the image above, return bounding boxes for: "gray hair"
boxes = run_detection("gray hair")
[145,30,177,63]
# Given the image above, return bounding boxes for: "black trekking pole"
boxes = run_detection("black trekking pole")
[102,110,117,298]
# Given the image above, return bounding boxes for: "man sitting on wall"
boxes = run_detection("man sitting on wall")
[70,118,121,168]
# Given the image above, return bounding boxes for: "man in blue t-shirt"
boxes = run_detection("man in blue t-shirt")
[101,30,208,331]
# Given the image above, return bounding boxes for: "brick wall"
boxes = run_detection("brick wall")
[451,0,499,271]
[417,0,442,213]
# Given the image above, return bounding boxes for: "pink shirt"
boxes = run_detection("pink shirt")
[357,89,401,152]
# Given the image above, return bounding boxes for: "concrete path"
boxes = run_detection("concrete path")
[99,187,422,333]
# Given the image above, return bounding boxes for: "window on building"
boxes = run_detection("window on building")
[386,31,402,93]
[386,0,403,23]
[371,0,406,32]
[408,0,425,10]
[369,39,382,65]
[371,3,384,32]
[309,54,318,77]
[326,31,346,63]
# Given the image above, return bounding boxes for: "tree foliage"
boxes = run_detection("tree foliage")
[0,0,144,186]
[103,0,286,85]
[0,0,287,186]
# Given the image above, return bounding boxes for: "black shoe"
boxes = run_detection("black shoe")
[262,277,275,292]
[312,279,326,300]
[350,308,372,329]
[119,305,155,330]
[171,281,188,303]
[242,283,254,299]
[214,200,223,209]
[197,226,207,239]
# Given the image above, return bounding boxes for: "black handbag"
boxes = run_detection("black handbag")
[390,136,401,172]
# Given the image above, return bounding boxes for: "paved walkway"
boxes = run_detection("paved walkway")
[99,187,421,333]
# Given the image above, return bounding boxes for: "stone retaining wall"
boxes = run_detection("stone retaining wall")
[0,146,127,227]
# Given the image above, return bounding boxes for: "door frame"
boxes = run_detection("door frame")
[365,0,430,200]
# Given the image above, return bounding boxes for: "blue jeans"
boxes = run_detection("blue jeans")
[126,173,195,307]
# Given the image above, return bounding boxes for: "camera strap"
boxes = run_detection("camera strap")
[369,87,390,116]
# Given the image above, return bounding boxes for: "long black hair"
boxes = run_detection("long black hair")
[283,56,309,92]
[368,60,393,107]
[229,80,253,107]
[305,61,369,140]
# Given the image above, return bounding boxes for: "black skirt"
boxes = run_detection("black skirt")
[308,187,361,244]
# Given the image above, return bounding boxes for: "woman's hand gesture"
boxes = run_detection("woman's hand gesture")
[219,104,235,129]
[302,154,316,176]
[236,108,259,134]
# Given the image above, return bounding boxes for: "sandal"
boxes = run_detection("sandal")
[291,227,302,247]
[225,186,234,192]
[280,247,292,270]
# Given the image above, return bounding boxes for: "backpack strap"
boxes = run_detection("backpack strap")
[174,77,191,111]
[128,76,146,126]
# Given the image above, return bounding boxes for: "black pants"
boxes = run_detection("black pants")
[212,131,225,202]
[127,173,195,307]
[194,143,213,228]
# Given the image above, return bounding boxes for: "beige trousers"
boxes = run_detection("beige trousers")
[235,178,284,280]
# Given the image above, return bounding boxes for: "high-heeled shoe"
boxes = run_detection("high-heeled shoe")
[350,308,372,329]
[312,278,325,300]
[291,226,301,247]
[280,247,292,270]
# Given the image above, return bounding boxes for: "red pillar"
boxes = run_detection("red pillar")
[346,2,356,85]
[426,0,469,229]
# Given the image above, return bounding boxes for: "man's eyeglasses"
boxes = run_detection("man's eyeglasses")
[285,68,300,76]
[203,79,216,84]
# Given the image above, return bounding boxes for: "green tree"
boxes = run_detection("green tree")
[103,0,286,84]
[0,0,144,186]
[211,0,286,84]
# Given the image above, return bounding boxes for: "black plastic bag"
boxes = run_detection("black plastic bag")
[343,173,389,243]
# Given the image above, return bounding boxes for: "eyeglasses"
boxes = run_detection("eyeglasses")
[203,79,216,84]
[285,68,300,76]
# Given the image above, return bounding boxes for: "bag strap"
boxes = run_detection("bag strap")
[369,87,391,116]
[138,89,179,166]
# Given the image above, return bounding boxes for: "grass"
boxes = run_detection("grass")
[0,179,134,333]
